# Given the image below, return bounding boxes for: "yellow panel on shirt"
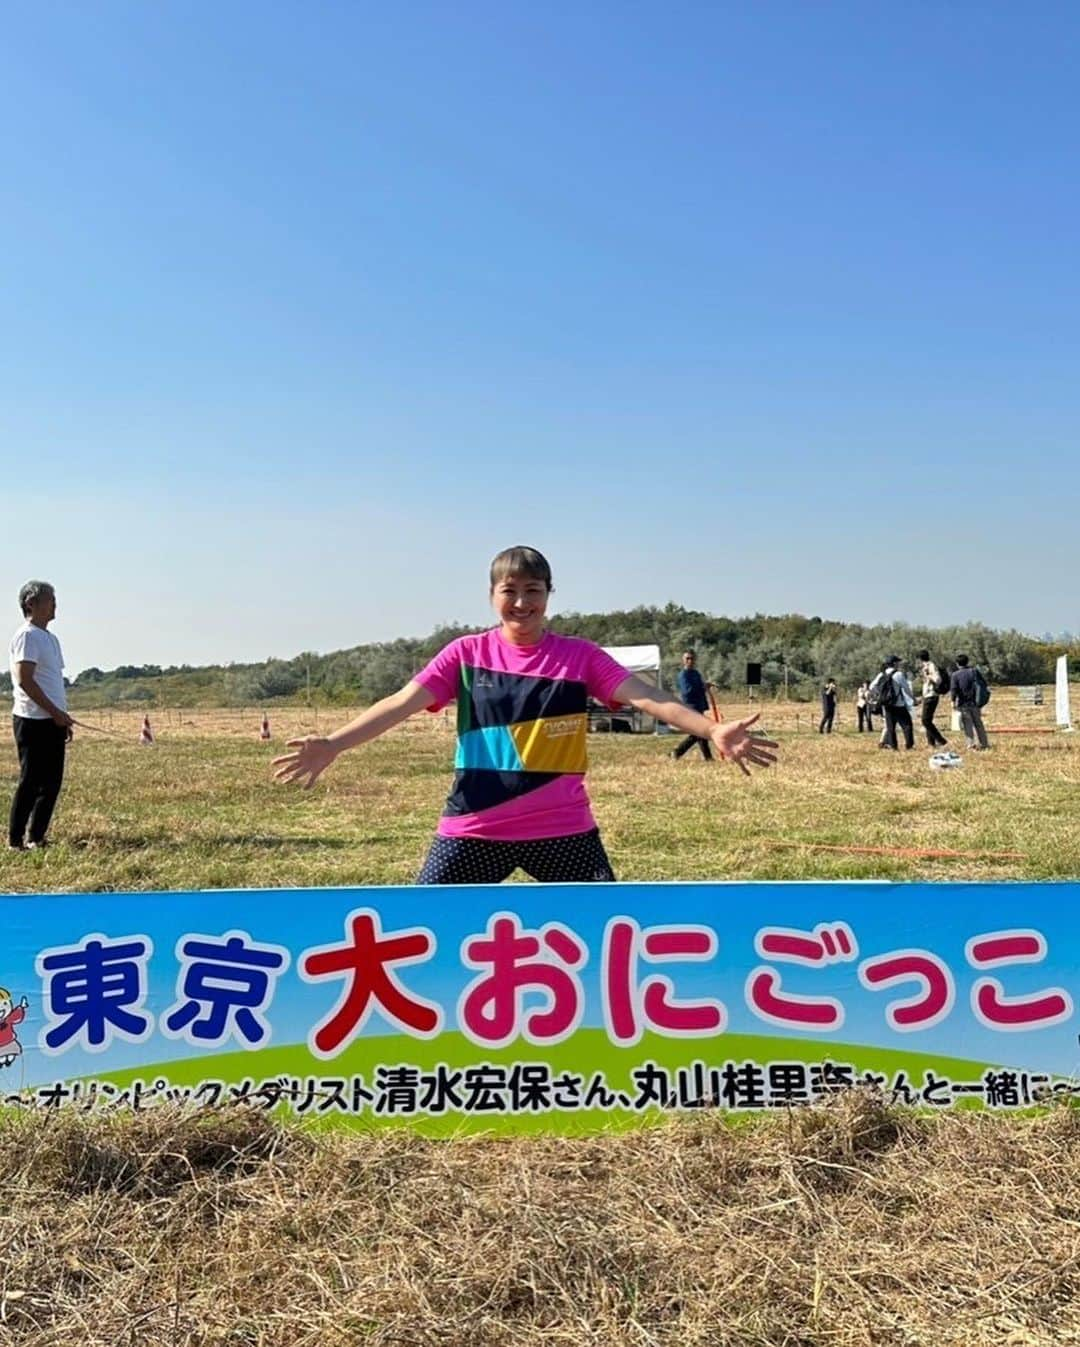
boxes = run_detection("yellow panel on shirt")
[508,714,588,774]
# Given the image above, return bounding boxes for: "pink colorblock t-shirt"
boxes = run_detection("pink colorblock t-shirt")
[414,628,632,841]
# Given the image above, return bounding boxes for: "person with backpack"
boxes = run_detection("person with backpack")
[949,654,991,750]
[868,655,915,751]
[917,649,949,748]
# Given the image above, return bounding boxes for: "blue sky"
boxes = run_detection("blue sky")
[2,3,1078,674]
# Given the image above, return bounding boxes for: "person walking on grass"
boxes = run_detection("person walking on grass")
[8,581,74,851]
[950,653,991,751]
[873,655,915,751]
[917,648,949,748]
[671,649,715,761]
[274,546,779,884]
[855,681,873,733]
[819,678,838,734]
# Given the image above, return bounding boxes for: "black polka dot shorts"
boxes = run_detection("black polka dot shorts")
[416,827,616,885]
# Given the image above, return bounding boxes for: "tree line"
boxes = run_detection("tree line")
[13,607,1072,709]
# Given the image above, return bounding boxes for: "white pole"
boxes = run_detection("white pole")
[1056,655,1073,730]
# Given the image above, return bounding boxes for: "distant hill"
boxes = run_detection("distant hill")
[1,608,1074,708]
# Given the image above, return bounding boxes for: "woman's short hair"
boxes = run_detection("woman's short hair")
[489,546,552,592]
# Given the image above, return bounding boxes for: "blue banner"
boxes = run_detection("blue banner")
[1,883,1076,1131]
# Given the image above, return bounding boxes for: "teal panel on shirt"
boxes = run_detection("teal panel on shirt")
[455,726,524,773]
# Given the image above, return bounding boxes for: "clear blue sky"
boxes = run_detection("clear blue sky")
[3,3,1078,674]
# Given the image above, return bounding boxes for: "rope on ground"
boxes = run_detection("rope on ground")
[762,840,1025,861]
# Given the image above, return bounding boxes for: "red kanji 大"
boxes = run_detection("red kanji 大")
[746,923,857,1031]
[965,930,1073,1031]
[602,917,725,1046]
[300,909,442,1058]
[458,912,585,1048]
[858,948,955,1031]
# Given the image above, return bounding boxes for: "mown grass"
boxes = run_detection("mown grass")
[1,695,1077,893]
[4,1093,1080,1345]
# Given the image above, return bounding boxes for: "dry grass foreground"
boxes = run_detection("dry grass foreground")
[1,1093,1079,1346]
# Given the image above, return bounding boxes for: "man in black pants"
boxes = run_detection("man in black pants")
[916,648,949,748]
[8,581,73,851]
[950,653,991,751]
[819,678,838,733]
[878,655,916,751]
[671,650,714,760]
[856,682,873,733]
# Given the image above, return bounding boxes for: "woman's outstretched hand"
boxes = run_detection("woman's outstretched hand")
[272,736,338,788]
[709,714,779,777]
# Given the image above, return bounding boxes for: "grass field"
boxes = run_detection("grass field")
[3,698,1079,1345]
[2,693,1077,893]
[6,1093,1080,1345]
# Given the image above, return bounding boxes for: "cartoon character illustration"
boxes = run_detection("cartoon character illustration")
[0,988,28,1068]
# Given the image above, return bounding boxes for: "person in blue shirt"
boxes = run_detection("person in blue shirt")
[949,653,991,750]
[671,650,716,760]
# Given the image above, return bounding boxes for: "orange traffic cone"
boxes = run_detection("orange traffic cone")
[260,713,271,741]
[139,715,154,745]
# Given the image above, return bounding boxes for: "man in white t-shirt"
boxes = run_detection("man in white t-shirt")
[8,581,73,850]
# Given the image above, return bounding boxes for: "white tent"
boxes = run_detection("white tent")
[592,644,662,732]
[603,644,661,685]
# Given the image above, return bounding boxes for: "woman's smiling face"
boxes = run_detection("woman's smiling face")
[491,573,549,645]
